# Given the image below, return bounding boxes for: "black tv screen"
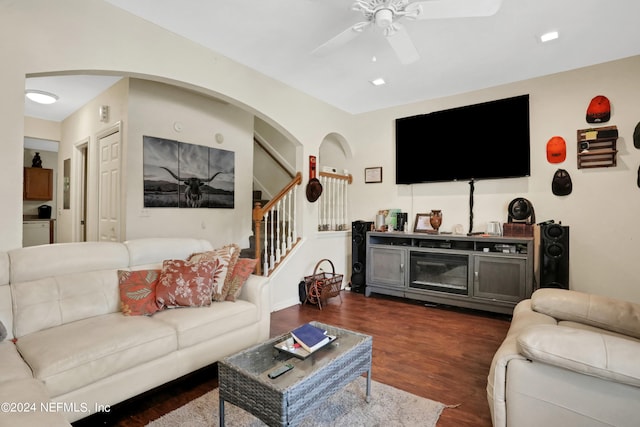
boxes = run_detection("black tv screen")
[395,94,530,184]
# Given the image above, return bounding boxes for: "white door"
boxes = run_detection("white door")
[98,127,121,242]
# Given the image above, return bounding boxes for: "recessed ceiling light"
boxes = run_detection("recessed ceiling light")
[25,89,59,104]
[370,78,386,86]
[540,31,559,43]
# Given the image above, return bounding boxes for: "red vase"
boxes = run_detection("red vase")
[429,210,442,231]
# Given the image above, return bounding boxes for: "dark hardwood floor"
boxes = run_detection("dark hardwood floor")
[74,291,511,427]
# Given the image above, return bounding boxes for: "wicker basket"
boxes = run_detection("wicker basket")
[304,259,343,310]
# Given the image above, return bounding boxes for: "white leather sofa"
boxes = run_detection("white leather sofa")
[0,238,270,426]
[488,288,640,427]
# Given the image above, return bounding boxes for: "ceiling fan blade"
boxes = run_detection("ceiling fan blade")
[312,21,372,56]
[406,0,502,20]
[385,24,420,64]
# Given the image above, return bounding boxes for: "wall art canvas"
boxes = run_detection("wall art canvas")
[143,135,235,208]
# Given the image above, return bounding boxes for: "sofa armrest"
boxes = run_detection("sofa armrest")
[487,300,558,427]
[531,288,640,339]
[238,274,268,305]
[237,274,270,340]
[517,324,640,388]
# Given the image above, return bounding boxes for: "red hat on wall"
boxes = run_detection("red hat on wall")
[546,136,566,163]
[586,95,610,123]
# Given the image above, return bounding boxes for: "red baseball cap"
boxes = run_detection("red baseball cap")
[586,95,610,123]
[546,136,566,163]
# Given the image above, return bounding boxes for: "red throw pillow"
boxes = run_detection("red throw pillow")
[225,258,258,302]
[118,269,161,316]
[156,260,216,308]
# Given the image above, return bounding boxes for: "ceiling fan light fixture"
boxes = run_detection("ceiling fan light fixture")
[25,89,59,105]
[315,0,503,65]
[375,8,393,28]
[370,77,386,86]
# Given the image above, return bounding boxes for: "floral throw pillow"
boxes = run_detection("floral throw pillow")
[156,260,216,308]
[225,258,258,302]
[188,244,240,301]
[118,269,161,316]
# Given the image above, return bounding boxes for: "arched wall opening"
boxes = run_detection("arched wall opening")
[23,70,305,247]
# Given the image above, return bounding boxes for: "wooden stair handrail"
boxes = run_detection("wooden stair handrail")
[319,171,353,184]
[254,172,302,217]
[252,172,302,275]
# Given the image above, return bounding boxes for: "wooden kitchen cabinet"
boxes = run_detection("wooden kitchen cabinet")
[24,167,53,200]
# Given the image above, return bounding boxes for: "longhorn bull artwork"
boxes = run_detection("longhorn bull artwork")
[143,135,235,209]
[160,167,222,208]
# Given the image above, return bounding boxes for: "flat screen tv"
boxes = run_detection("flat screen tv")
[395,94,530,184]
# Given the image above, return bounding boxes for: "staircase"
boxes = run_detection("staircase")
[242,172,302,276]
[240,191,269,259]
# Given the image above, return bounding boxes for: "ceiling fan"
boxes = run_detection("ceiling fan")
[313,0,503,64]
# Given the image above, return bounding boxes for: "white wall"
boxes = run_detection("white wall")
[2,0,639,311]
[254,117,297,170]
[319,134,350,174]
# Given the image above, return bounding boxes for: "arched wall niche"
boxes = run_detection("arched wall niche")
[318,132,351,175]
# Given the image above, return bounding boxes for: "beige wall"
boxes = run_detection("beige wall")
[57,78,128,242]
[253,117,299,200]
[348,56,640,302]
[24,117,60,141]
[2,0,640,310]
[125,79,254,247]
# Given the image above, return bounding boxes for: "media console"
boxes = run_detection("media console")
[365,231,534,314]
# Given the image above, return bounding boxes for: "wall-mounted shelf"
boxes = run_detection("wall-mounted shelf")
[577,126,618,169]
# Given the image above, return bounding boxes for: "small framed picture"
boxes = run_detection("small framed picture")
[365,167,383,183]
[414,213,434,233]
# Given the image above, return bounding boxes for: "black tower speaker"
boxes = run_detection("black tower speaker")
[539,223,570,289]
[351,220,373,293]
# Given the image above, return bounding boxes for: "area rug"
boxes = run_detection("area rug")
[147,377,447,426]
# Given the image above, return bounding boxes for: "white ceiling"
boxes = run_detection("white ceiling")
[25,75,122,122]
[25,0,640,121]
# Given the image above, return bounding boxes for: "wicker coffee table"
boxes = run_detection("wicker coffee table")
[218,322,372,427]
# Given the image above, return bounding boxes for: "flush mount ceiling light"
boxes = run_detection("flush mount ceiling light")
[370,77,386,86]
[25,89,59,104]
[540,31,559,43]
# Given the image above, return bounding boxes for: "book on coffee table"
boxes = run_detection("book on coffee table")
[291,323,331,353]
[274,323,336,359]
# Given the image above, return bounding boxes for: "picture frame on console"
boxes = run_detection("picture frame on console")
[414,213,434,233]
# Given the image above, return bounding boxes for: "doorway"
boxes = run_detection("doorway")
[72,139,88,242]
[97,123,122,242]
